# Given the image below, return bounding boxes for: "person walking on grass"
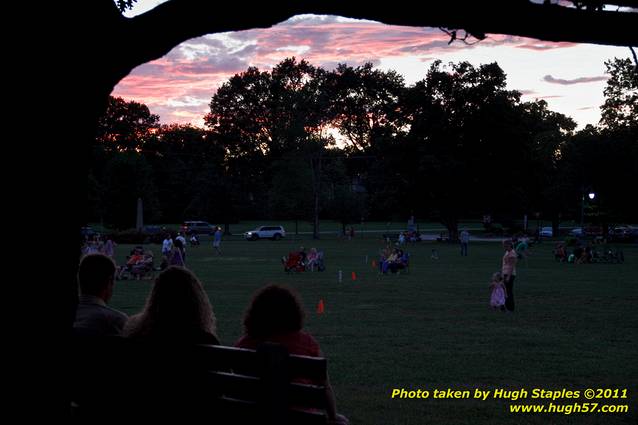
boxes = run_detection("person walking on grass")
[103,235,116,259]
[169,239,185,267]
[515,236,530,267]
[213,227,223,255]
[175,232,187,261]
[460,229,470,256]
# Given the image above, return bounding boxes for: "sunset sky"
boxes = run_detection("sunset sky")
[113,1,633,129]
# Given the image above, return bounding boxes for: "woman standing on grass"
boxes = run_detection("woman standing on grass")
[169,238,185,267]
[502,240,518,312]
[103,235,116,259]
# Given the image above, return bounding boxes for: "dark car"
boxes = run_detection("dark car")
[608,226,637,242]
[568,228,583,237]
[181,221,216,235]
[141,225,164,244]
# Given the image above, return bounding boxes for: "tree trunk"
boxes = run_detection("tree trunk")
[552,216,560,239]
[443,217,459,242]
[310,151,322,240]
[313,189,320,240]
[601,216,609,238]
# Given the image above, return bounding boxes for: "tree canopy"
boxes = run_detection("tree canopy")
[89,56,635,237]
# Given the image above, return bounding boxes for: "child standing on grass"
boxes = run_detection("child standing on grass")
[489,271,507,310]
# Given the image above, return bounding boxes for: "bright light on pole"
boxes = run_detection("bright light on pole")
[580,189,595,230]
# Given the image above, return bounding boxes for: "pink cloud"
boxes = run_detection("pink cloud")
[113,15,591,125]
[480,34,577,50]
[516,41,577,50]
[542,75,609,85]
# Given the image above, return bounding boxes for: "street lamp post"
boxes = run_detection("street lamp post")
[535,212,541,242]
[580,187,596,231]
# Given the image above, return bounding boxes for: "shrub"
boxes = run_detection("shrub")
[564,236,579,247]
[484,223,504,236]
[112,229,145,244]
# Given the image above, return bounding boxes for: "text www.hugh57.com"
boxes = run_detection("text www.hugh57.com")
[510,402,629,415]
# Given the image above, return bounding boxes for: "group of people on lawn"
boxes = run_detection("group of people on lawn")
[113,233,187,280]
[88,228,224,281]
[81,234,116,258]
[284,246,324,272]
[379,245,409,274]
[397,230,421,244]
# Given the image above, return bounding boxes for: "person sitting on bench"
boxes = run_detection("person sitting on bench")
[123,266,219,344]
[73,253,128,337]
[235,285,349,425]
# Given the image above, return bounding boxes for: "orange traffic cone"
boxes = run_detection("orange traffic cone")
[317,299,325,314]
[351,271,357,281]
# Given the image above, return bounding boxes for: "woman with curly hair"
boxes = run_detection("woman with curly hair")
[123,266,219,344]
[235,284,348,425]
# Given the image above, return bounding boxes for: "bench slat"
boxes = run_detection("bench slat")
[209,371,327,408]
[219,397,328,425]
[71,338,329,424]
[195,344,327,381]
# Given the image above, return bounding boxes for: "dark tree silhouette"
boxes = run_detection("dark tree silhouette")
[48,0,636,246]
[49,0,638,233]
[55,1,638,155]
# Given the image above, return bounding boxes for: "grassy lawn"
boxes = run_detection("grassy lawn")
[109,238,638,425]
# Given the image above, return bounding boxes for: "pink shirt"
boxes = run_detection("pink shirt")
[502,249,518,276]
[235,331,321,357]
[236,331,322,385]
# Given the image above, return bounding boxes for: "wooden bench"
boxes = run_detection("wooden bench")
[71,337,328,424]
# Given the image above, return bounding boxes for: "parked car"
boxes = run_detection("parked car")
[141,225,164,244]
[181,221,216,235]
[568,227,583,237]
[244,225,286,241]
[609,225,637,242]
[80,226,97,240]
[539,227,553,237]
[583,226,603,237]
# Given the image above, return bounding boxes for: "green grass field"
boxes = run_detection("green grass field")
[109,238,638,425]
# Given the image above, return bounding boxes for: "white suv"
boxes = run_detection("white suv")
[244,226,286,241]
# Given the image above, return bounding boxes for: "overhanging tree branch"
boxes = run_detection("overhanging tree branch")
[121,0,638,75]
